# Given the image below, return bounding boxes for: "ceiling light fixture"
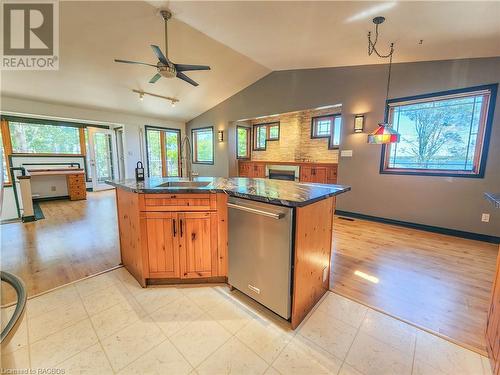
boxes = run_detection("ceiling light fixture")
[132,89,179,107]
[367,16,400,144]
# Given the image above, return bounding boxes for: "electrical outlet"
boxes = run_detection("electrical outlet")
[481,213,490,223]
[322,267,328,282]
[51,186,57,192]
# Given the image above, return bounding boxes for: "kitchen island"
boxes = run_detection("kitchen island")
[107,177,350,328]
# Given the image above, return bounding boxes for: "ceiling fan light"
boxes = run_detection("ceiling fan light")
[139,92,144,101]
[367,123,400,144]
[171,100,176,107]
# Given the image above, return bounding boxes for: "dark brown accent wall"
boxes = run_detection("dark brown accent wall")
[187,57,500,236]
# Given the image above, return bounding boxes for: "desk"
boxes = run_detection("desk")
[27,168,87,201]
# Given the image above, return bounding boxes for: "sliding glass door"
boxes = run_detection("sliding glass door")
[145,126,181,177]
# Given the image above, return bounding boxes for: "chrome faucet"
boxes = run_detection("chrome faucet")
[180,135,193,180]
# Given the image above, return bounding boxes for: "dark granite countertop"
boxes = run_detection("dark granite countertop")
[106,177,350,207]
[485,193,500,208]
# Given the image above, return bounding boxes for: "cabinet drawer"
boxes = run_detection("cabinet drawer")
[68,174,85,183]
[140,193,217,212]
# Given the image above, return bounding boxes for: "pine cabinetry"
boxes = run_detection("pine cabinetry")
[239,162,265,178]
[116,189,228,286]
[238,161,337,184]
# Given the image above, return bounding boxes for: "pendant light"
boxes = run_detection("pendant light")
[366,17,400,144]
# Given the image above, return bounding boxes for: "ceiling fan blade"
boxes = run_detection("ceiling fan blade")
[175,64,211,72]
[176,72,199,87]
[114,59,157,67]
[151,45,169,65]
[149,73,162,84]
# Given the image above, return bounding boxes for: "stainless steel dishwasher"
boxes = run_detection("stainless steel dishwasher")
[228,196,293,319]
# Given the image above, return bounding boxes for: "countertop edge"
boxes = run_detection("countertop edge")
[105,180,351,208]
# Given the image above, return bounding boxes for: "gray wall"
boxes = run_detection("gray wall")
[187,57,500,236]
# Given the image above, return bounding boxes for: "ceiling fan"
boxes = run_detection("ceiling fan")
[114,10,210,87]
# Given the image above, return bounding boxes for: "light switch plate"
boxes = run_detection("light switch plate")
[481,213,490,222]
[340,150,353,157]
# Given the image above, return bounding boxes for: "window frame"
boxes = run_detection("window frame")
[144,125,181,177]
[252,122,280,151]
[192,126,215,165]
[380,83,498,178]
[236,125,251,159]
[7,120,85,156]
[0,120,12,185]
[310,113,342,149]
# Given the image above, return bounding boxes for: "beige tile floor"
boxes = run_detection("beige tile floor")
[1,267,493,375]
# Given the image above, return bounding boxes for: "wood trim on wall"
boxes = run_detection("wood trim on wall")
[1,119,13,185]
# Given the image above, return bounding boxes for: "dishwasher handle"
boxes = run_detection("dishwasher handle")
[227,202,285,220]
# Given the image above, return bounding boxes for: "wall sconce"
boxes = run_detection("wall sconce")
[218,130,224,142]
[354,114,364,133]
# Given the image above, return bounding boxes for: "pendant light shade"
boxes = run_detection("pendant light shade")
[367,123,400,144]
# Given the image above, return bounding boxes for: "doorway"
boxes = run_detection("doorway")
[87,127,116,191]
[114,127,126,180]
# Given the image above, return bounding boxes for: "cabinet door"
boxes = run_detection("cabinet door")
[254,165,266,178]
[300,166,314,182]
[312,167,327,183]
[179,212,217,278]
[326,166,338,184]
[239,163,250,177]
[144,213,180,278]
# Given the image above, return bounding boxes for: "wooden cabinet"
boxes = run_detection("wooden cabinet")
[66,173,87,200]
[486,245,500,375]
[143,211,218,280]
[179,212,217,278]
[299,165,337,184]
[239,162,265,178]
[239,163,251,177]
[250,164,266,178]
[238,161,337,184]
[118,191,228,285]
[144,212,180,278]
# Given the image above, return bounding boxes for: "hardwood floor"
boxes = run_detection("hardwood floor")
[330,216,499,355]
[1,190,121,305]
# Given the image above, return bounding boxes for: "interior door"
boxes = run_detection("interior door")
[144,212,180,278]
[88,127,116,191]
[179,212,217,278]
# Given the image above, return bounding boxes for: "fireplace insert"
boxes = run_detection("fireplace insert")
[266,165,300,181]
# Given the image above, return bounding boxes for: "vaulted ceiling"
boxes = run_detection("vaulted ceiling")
[168,1,500,70]
[1,1,270,122]
[2,1,499,122]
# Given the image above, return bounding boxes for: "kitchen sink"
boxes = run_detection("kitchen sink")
[156,181,211,188]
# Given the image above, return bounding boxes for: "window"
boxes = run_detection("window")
[236,126,251,159]
[192,127,214,164]
[381,84,497,177]
[9,121,82,154]
[253,122,280,150]
[311,114,342,149]
[145,126,181,177]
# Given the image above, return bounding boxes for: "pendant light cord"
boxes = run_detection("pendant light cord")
[385,44,394,104]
